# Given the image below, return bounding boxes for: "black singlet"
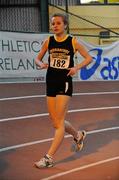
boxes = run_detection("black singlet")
[46,35,75,97]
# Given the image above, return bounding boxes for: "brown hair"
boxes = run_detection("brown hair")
[51,13,68,27]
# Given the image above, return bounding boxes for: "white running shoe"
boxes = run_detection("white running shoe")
[35,155,53,168]
[71,130,86,152]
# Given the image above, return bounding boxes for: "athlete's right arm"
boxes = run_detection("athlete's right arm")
[35,38,49,69]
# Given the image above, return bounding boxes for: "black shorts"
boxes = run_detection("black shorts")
[46,79,73,97]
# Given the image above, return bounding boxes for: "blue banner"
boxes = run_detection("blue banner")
[77,38,119,80]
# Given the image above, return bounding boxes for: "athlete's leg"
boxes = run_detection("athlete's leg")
[65,120,85,140]
[47,95,71,157]
[35,95,85,168]
[65,120,86,151]
[65,120,79,139]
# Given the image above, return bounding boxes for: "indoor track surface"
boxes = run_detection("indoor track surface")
[0,81,119,180]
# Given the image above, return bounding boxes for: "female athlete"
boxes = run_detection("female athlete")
[35,13,92,168]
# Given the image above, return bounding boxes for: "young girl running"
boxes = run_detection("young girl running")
[35,13,92,168]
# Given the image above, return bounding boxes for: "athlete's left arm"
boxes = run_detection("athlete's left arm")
[67,38,92,76]
[75,38,92,70]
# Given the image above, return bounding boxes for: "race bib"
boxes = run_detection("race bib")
[50,54,70,69]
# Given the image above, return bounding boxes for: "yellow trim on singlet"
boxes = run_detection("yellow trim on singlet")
[47,36,50,48]
[72,36,76,53]
[54,34,69,42]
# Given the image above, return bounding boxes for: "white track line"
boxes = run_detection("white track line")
[0,106,119,123]
[0,91,119,101]
[0,113,48,122]
[0,95,45,101]
[0,126,119,153]
[41,156,119,180]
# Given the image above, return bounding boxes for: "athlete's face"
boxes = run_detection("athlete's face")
[51,16,66,35]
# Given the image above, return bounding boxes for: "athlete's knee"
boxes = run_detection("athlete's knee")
[52,122,61,129]
[53,119,64,129]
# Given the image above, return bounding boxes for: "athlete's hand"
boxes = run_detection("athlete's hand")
[67,67,78,76]
[40,62,48,69]
[35,58,48,69]
[37,61,48,69]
